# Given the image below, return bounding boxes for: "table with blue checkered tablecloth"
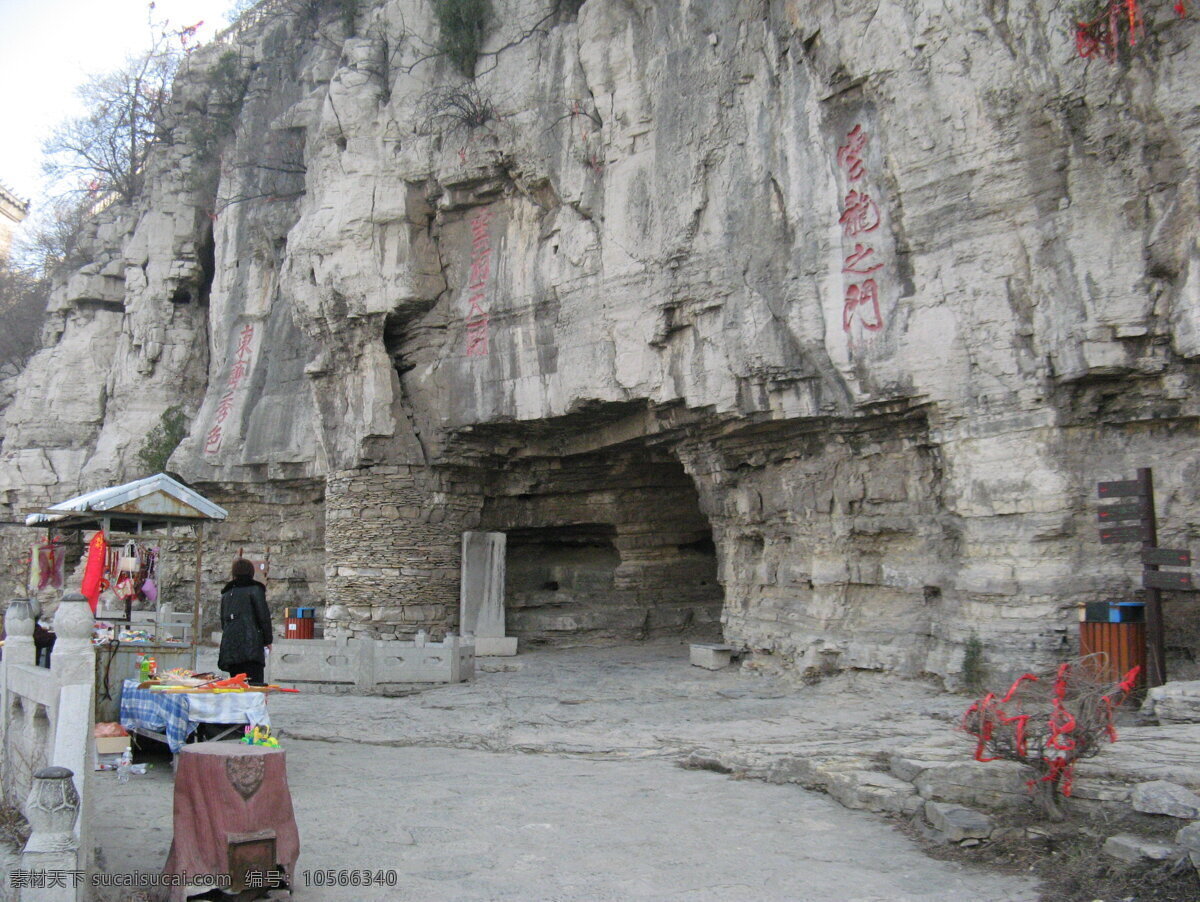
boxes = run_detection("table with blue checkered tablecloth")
[119,680,270,753]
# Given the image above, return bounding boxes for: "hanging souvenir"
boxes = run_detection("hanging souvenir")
[115,575,138,602]
[28,544,41,593]
[118,541,139,575]
[81,531,108,613]
[37,543,65,590]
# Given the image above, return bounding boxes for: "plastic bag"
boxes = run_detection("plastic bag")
[141,577,158,603]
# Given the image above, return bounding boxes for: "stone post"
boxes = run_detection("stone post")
[5,599,36,666]
[49,592,94,876]
[49,594,93,687]
[18,766,80,902]
[2,600,35,800]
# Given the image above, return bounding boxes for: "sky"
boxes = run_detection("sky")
[0,0,236,208]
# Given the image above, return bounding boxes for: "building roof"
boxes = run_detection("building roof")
[0,183,29,222]
[25,473,228,530]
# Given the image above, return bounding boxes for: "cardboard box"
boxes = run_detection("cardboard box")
[95,736,131,755]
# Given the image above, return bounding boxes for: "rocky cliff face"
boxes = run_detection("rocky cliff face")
[2,0,1199,682]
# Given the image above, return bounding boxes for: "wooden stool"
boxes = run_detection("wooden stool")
[164,743,300,900]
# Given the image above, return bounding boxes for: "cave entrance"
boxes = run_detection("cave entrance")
[477,442,723,648]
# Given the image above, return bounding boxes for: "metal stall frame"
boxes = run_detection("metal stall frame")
[24,473,228,670]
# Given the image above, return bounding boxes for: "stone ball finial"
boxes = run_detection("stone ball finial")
[4,599,33,637]
[53,592,93,640]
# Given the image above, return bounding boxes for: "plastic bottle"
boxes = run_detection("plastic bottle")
[148,657,158,677]
[117,749,132,784]
[138,655,150,681]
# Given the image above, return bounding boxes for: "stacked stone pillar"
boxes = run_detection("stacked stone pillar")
[323,466,482,638]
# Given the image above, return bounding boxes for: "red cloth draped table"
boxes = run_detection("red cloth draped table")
[163,743,300,901]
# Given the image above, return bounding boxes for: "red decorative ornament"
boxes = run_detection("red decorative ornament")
[1077,0,1188,59]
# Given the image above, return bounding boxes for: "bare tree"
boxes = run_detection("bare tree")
[0,262,49,373]
[41,15,201,202]
[14,196,95,276]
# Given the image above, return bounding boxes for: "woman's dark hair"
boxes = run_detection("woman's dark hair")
[231,558,255,579]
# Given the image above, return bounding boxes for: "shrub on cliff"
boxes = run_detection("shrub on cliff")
[432,0,494,77]
[137,406,190,475]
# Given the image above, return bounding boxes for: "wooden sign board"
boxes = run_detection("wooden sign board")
[1099,525,1143,544]
[1097,502,1147,523]
[1143,570,1194,591]
[1141,548,1191,568]
[1097,480,1143,499]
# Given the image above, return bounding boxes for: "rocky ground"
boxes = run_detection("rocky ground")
[81,641,1200,900]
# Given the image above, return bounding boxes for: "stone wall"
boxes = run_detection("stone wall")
[323,466,482,638]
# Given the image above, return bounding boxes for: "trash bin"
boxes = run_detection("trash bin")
[1080,602,1146,687]
[283,617,314,640]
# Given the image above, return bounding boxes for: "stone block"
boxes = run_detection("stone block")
[888,744,962,782]
[826,770,922,815]
[913,760,1034,809]
[1101,833,1179,863]
[924,801,993,842]
[1068,778,1132,804]
[1175,820,1200,852]
[474,636,518,656]
[1145,681,1200,725]
[1131,780,1200,818]
[690,643,735,670]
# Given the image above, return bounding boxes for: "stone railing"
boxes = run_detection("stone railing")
[1,594,95,901]
[269,633,474,694]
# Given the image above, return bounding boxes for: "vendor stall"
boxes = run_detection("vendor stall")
[23,473,228,719]
[120,679,270,753]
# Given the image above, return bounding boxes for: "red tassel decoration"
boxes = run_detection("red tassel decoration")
[1127,0,1144,44]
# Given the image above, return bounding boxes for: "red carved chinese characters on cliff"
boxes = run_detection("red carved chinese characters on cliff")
[205,322,256,455]
[464,209,492,357]
[836,125,888,338]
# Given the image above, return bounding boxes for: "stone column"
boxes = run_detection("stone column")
[19,766,80,902]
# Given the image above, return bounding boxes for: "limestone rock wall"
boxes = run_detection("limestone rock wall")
[1,0,1199,682]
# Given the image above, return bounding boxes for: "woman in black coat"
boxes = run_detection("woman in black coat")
[217,558,273,684]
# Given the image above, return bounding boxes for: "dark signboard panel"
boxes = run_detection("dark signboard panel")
[1099,525,1142,544]
[1143,571,1194,591]
[1141,548,1192,568]
[1097,502,1146,522]
[1097,480,1143,499]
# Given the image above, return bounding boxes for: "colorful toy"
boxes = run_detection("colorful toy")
[241,725,280,747]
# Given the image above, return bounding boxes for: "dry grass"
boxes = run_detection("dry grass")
[0,802,30,849]
[901,807,1200,902]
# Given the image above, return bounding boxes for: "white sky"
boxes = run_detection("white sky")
[0,0,236,207]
